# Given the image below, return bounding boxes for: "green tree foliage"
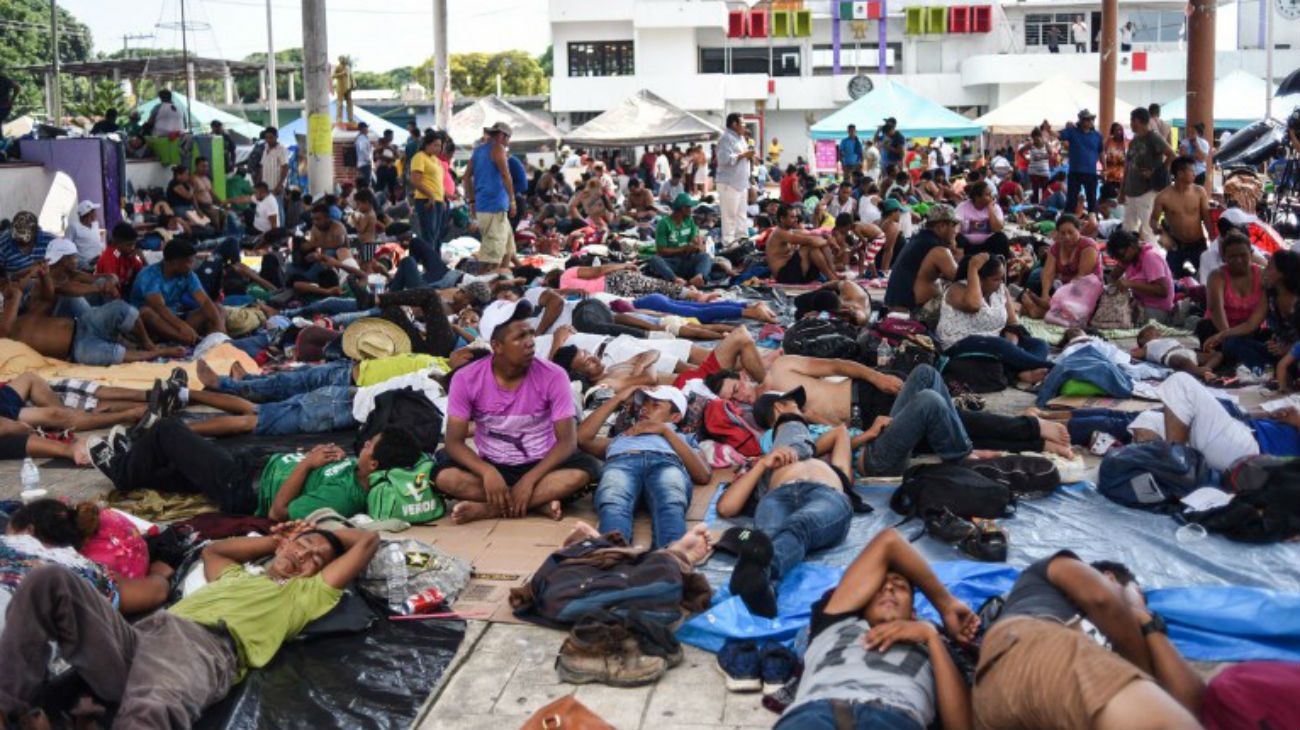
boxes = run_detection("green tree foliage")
[0,0,94,116]
[67,77,126,120]
[238,48,304,103]
[413,50,549,98]
[538,45,553,78]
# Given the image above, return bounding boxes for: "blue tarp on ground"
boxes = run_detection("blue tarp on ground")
[810,79,984,140]
[682,482,1300,661]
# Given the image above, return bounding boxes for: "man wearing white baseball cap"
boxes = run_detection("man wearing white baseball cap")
[577,384,711,548]
[66,200,105,266]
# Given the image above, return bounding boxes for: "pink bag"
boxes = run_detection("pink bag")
[1044,274,1103,328]
[80,508,149,579]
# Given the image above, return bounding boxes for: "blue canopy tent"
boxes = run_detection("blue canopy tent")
[1161,70,1292,131]
[279,100,406,141]
[135,93,263,142]
[810,79,984,140]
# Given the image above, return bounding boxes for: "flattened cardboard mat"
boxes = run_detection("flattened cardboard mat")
[387,471,730,624]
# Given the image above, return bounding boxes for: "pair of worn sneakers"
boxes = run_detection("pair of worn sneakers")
[88,368,188,480]
[555,612,684,688]
[714,639,799,695]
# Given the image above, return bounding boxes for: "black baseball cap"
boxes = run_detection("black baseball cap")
[752,386,807,429]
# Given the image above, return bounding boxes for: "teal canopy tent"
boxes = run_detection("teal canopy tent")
[1161,70,1292,131]
[135,93,263,142]
[810,79,984,139]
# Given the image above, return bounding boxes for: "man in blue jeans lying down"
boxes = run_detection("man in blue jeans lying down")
[577,385,712,548]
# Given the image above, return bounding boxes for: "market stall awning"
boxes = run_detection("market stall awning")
[974,75,1136,135]
[135,92,263,142]
[449,96,561,149]
[13,56,291,81]
[1161,70,1292,131]
[565,90,722,147]
[810,79,983,140]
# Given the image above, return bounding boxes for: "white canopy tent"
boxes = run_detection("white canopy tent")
[449,96,562,150]
[975,76,1136,135]
[565,89,722,147]
[1161,70,1292,131]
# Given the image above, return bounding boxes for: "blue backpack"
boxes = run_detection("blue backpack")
[1098,442,1215,511]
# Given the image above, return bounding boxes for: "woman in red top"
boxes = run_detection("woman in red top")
[778,166,803,205]
[1021,213,1100,318]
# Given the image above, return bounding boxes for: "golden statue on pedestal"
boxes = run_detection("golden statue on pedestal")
[332,55,355,124]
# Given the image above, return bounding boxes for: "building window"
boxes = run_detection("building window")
[1024,13,1077,47]
[698,46,801,76]
[1128,11,1185,43]
[811,44,900,74]
[568,111,601,127]
[567,41,634,77]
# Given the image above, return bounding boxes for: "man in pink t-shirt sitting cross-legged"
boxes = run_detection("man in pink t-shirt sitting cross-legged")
[435,299,599,524]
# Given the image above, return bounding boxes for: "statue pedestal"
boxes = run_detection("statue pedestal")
[334,120,360,132]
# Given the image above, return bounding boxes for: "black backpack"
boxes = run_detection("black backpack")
[963,455,1061,499]
[782,317,861,361]
[943,356,1009,393]
[890,463,1014,520]
[1098,442,1211,511]
[1187,480,1300,543]
[353,388,442,455]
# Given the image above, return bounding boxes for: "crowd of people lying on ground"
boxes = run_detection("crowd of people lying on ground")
[0,105,1297,729]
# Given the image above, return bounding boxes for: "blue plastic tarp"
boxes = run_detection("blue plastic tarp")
[683,482,1300,662]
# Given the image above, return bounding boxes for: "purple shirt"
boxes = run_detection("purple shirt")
[1124,245,1175,312]
[446,355,575,465]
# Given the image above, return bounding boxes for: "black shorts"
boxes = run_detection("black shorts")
[775,255,817,285]
[434,449,602,490]
[0,385,23,421]
[851,378,895,431]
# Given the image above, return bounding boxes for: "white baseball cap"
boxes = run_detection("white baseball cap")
[478,299,535,343]
[76,200,100,217]
[44,237,79,264]
[635,385,688,415]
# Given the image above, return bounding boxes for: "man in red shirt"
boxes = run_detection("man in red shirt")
[95,223,145,295]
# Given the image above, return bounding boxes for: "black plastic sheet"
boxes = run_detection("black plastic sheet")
[196,601,464,730]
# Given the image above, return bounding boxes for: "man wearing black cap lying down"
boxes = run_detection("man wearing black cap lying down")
[129,238,227,346]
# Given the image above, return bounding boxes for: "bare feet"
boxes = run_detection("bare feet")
[1023,406,1044,419]
[229,361,247,380]
[450,501,498,524]
[535,500,563,521]
[670,523,714,565]
[1037,419,1070,446]
[1018,368,1049,385]
[688,275,706,288]
[1044,440,1076,459]
[968,449,1005,460]
[742,302,777,323]
[72,438,92,467]
[195,359,219,389]
[564,520,602,546]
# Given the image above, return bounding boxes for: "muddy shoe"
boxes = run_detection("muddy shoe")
[555,639,667,687]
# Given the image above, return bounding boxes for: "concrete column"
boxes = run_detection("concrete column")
[434,0,450,130]
[1099,0,1118,135]
[224,73,234,105]
[288,71,296,102]
[266,0,279,127]
[302,0,333,197]
[1187,0,1215,190]
[258,69,268,102]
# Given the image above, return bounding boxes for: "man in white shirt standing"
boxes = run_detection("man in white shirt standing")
[252,182,281,234]
[354,121,373,188]
[66,200,104,267]
[259,126,291,217]
[146,89,184,136]
[717,113,755,246]
[1071,16,1089,53]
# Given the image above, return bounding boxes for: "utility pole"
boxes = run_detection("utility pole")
[433,0,450,129]
[180,0,194,130]
[49,0,62,124]
[1187,0,1215,191]
[266,0,279,127]
[302,0,333,197]
[1098,0,1117,135]
[1264,0,1274,121]
[122,33,153,57]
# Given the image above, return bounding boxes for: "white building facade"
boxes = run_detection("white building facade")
[549,0,1300,157]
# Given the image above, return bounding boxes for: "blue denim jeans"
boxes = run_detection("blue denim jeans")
[865,365,972,476]
[945,334,1053,373]
[632,294,746,323]
[254,385,357,435]
[646,252,712,282]
[776,700,923,730]
[230,332,270,358]
[284,297,360,317]
[217,361,352,402]
[411,198,449,281]
[1066,407,1139,445]
[755,480,852,581]
[330,308,381,327]
[595,452,692,548]
[71,300,139,365]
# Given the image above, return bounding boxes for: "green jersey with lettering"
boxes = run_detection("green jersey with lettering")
[366,455,443,523]
[256,453,367,520]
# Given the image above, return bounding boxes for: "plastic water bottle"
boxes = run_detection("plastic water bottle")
[381,543,407,606]
[876,341,894,369]
[20,458,40,492]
